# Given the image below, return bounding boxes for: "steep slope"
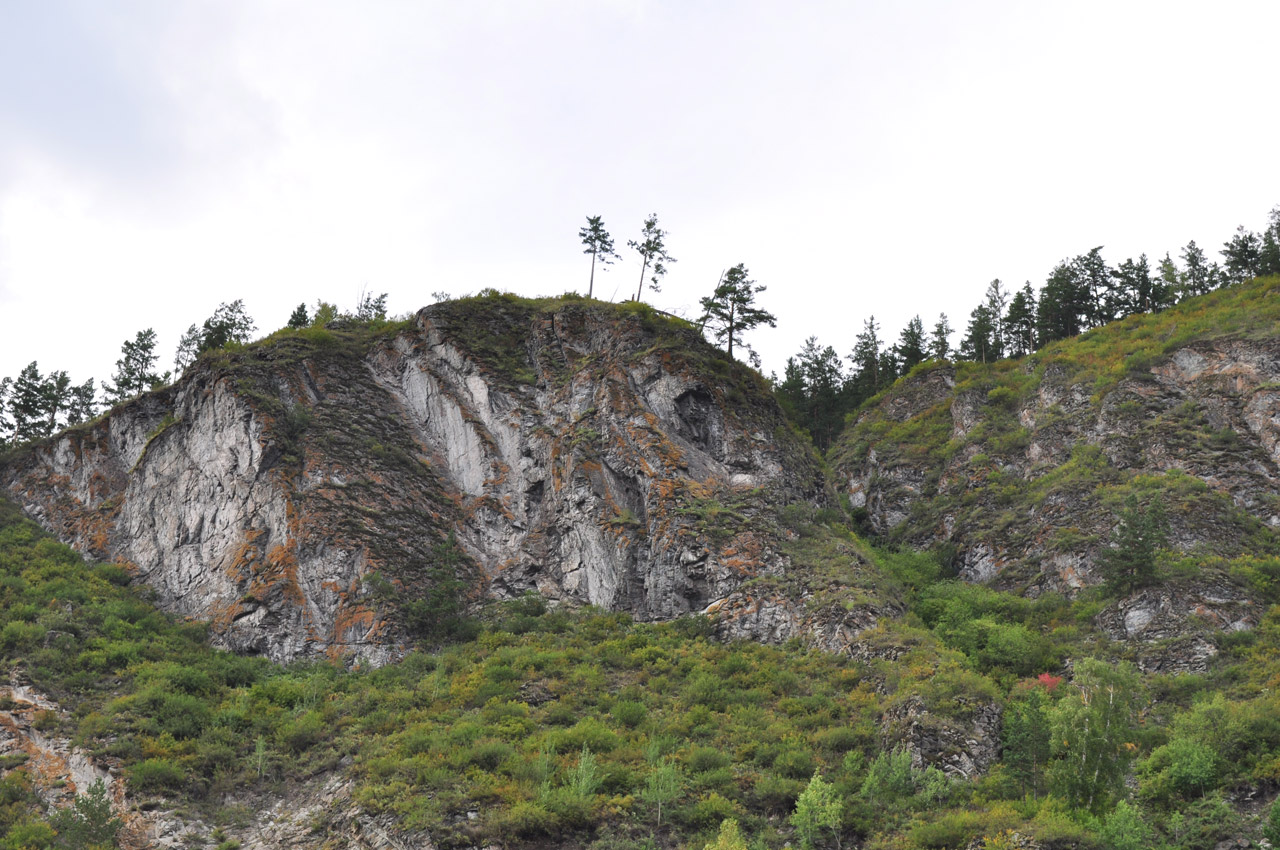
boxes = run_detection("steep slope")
[831,277,1280,665]
[0,295,827,664]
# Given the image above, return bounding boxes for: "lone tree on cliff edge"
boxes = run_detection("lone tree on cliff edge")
[699,264,776,364]
[579,215,619,299]
[628,214,675,302]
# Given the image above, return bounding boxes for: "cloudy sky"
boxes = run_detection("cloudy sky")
[2,0,1278,389]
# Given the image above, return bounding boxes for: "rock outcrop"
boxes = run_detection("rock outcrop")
[0,298,825,664]
[834,337,1280,609]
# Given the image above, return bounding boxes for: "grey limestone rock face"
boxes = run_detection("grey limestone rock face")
[1,301,825,665]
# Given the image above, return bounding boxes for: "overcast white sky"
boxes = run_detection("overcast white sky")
[2,0,1278,389]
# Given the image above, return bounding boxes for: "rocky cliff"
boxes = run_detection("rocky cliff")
[831,278,1280,665]
[0,296,827,664]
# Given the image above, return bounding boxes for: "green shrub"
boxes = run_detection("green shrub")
[129,758,186,793]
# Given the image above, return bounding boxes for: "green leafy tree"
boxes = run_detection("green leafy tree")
[568,744,601,800]
[579,215,619,299]
[1263,797,1280,845]
[894,316,928,373]
[1098,494,1168,595]
[104,329,165,404]
[641,758,684,827]
[699,264,776,363]
[312,301,339,327]
[354,290,388,322]
[1047,658,1144,812]
[627,213,675,301]
[1098,800,1153,850]
[287,303,310,329]
[704,818,748,850]
[792,770,842,850]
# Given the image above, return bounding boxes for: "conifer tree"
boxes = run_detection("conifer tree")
[10,362,51,443]
[0,377,12,447]
[699,264,775,362]
[847,317,886,404]
[1098,494,1167,595]
[287,303,310,329]
[929,313,953,360]
[578,215,619,299]
[175,300,257,372]
[1221,225,1262,286]
[1003,685,1051,797]
[628,214,675,301]
[959,303,997,364]
[104,329,165,404]
[1180,240,1221,297]
[1004,283,1037,357]
[894,316,928,373]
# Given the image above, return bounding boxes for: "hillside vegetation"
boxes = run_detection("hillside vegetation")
[3,283,1280,848]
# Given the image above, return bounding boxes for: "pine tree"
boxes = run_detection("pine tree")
[1156,253,1182,305]
[1003,686,1051,798]
[578,215,619,299]
[627,214,675,301]
[1036,260,1084,344]
[10,362,52,443]
[894,316,928,374]
[793,337,846,451]
[1004,283,1037,357]
[1073,247,1113,327]
[1221,225,1262,286]
[1260,207,1280,276]
[176,300,257,372]
[848,317,885,404]
[0,376,12,447]
[1180,240,1221,297]
[699,264,776,362]
[1112,255,1155,316]
[104,329,164,404]
[287,303,310,329]
[929,313,953,360]
[1098,494,1167,595]
[959,303,997,364]
[983,279,1009,357]
[65,379,97,426]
